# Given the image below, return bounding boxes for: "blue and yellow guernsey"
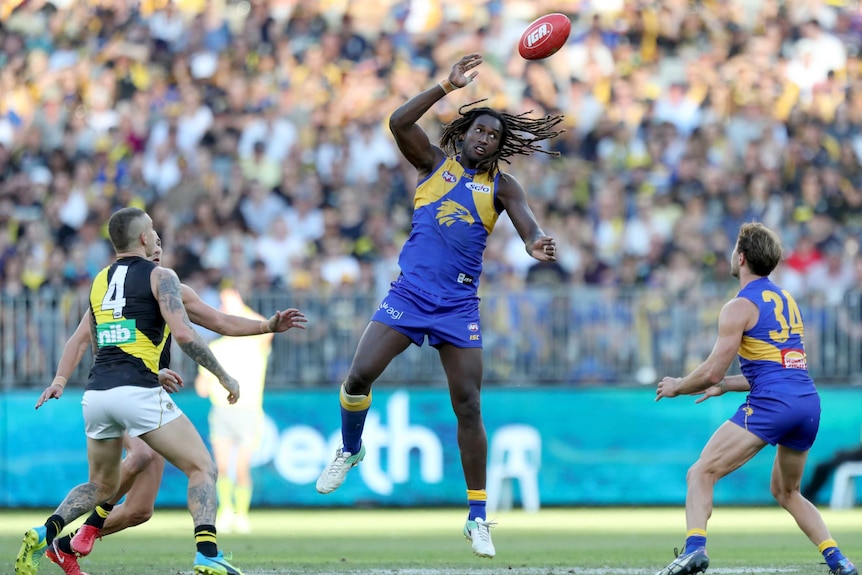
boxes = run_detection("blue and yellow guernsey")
[736,277,816,395]
[88,256,169,390]
[399,157,502,298]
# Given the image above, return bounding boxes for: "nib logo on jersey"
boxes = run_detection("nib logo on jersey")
[96,320,137,347]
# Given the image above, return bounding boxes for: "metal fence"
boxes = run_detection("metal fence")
[2,285,862,390]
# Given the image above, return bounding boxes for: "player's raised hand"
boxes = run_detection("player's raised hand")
[449,54,483,88]
[267,308,308,333]
[528,236,557,262]
[221,374,240,404]
[158,368,184,393]
[35,382,65,409]
[655,376,683,401]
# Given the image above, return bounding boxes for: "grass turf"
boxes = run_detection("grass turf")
[1,507,860,574]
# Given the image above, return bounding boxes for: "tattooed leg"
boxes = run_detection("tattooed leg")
[55,437,124,523]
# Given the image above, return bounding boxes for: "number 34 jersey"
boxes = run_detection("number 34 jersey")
[88,256,167,391]
[736,277,816,395]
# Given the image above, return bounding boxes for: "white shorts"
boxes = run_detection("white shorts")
[208,407,264,451]
[82,386,184,440]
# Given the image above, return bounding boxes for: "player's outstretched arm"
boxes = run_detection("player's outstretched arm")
[151,267,240,404]
[180,284,307,337]
[36,312,92,409]
[694,375,751,403]
[497,174,557,262]
[656,297,755,401]
[389,54,482,174]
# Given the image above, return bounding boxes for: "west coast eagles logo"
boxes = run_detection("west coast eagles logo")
[436,199,475,227]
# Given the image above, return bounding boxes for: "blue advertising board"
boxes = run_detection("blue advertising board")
[1,387,860,507]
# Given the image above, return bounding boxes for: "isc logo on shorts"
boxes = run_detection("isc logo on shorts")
[96,320,137,347]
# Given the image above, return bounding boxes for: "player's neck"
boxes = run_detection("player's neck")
[738,270,766,289]
[115,249,147,260]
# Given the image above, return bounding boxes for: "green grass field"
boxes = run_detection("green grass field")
[1,507,860,574]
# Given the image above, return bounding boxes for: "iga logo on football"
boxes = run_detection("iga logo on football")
[526,23,552,47]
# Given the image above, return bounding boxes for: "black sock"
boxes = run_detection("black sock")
[44,515,65,545]
[85,503,114,529]
[194,524,218,558]
[57,532,74,555]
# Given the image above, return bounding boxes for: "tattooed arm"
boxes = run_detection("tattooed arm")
[151,267,240,404]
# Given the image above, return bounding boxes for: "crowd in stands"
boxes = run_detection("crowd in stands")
[3,0,862,385]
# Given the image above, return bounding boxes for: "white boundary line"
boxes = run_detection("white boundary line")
[208,568,802,575]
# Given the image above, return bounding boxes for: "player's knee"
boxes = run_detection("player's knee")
[344,371,374,395]
[125,506,155,527]
[685,460,710,483]
[770,480,796,506]
[451,392,482,422]
[94,477,121,502]
[125,449,158,476]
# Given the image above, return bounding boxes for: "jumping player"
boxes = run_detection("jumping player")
[314,53,563,559]
[654,222,857,575]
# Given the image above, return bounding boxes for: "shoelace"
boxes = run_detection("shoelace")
[324,449,352,476]
[472,518,498,543]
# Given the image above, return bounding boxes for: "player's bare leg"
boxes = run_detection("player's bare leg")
[656,422,763,575]
[772,446,857,575]
[212,436,236,533]
[231,444,254,533]
[440,345,495,559]
[140,415,243,575]
[317,322,410,494]
[100,444,164,535]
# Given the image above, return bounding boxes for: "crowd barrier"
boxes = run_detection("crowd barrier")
[2,387,861,508]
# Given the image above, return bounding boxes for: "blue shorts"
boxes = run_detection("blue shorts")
[371,277,482,348]
[729,392,821,451]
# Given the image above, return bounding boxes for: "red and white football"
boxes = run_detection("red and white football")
[518,13,572,61]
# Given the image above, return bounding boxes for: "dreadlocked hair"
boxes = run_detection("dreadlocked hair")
[438,99,565,178]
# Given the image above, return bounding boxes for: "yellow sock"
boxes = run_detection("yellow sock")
[216,477,234,514]
[234,485,252,518]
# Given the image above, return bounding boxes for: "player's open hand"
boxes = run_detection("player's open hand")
[35,383,64,409]
[528,236,557,261]
[267,308,308,333]
[449,54,482,88]
[221,375,240,404]
[158,368,184,393]
[694,384,725,404]
[655,376,682,401]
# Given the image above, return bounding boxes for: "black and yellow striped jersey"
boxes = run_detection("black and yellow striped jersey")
[87,256,169,391]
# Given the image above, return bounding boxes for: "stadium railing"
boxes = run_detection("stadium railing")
[2,286,861,389]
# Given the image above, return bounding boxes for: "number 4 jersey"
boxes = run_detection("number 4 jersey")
[736,276,816,395]
[88,256,168,390]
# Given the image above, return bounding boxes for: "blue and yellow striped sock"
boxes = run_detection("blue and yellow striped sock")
[340,384,371,454]
[467,489,487,521]
[683,528,707,554]
[820,539,847,570]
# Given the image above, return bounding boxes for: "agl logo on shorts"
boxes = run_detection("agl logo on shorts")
[96,320,137,347]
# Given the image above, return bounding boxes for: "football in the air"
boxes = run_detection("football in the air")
[518,13,572,60]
